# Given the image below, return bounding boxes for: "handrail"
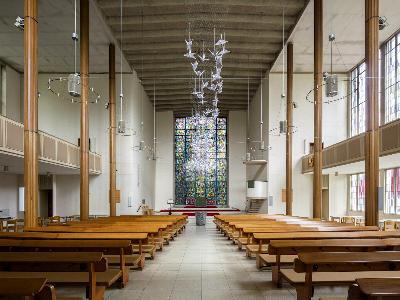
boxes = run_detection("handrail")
[302,118,400,173]
[0,114,101,174]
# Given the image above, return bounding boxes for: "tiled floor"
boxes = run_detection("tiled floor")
[58,217,348,299]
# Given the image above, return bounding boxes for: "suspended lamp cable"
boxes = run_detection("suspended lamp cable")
[153,80,156,160]
[73,0,78,75]
[260,71,263,150]
[119,0,123,122]
[282,7,285,96]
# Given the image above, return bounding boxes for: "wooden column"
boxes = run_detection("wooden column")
[286,42,293,216]
[313,0,323,219]
[109,43,117,217]
[23,0,39,227]
[365,0,379,226]
[80,0,89,220]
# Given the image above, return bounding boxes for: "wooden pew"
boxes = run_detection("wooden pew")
[96,215,188,236]
[0,277,49,300]
[0,232,148,268]
[238,226,379,252]
[347,278,400,300]
[265,239,393,287]
[242,227,379,257]
[253,230,400,254]
[26,225,161,258]
[63,220,178,245]
[0,252,112,300]
[0,239,136,285]
[0,277,83,300]
[286,251,400,300]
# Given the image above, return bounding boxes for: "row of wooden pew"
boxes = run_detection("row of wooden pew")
[0,215,188,300]
[214,214,400,300]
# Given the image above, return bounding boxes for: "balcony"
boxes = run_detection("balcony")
[0,114,101,175]
[302,119,400,173]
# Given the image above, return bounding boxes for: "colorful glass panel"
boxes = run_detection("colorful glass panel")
[174,117,228,206]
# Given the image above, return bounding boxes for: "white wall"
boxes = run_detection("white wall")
[228,111,247,210]
[0,174,19,218]
[38,71,155,216]
[0,66,21,217]
[247,74,269,212]
[267,73,348,217]
[4,66,21,122]
[154,111,174,211]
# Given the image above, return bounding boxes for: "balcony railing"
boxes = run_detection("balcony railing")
[302,118,400,173]
[0,115,101,174]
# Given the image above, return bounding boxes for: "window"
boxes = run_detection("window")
[350,62,366,136]
[383,34,400,123]
[384,168,400,214]
[349,173,365,211]
[174,117,228,206]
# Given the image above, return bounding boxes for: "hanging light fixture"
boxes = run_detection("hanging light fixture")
[279,8,287,135]
[151,81,157,161]
[116,0,135,137]
[48,0,100,104]
[305,33,352,104]
[325,34,338,97]
[269,7,298,137]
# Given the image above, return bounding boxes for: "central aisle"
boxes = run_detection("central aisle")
[106,217,296,300]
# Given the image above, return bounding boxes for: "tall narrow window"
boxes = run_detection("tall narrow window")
[384,168,400,214]
[174,117,228,206]
[384,34,400,123]
[349,173,365,212]
[350,62,366,136]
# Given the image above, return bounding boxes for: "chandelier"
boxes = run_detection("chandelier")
[47,0,101,104]
[183,27,229,173]
[184,25,229,118]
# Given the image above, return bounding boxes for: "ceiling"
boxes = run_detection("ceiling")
[271,0,400,73]
[6,1,399,113]
[0,0,130,73]
[97,0,309,114]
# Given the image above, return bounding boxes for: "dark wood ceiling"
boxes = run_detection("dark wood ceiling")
[97,0,308,114]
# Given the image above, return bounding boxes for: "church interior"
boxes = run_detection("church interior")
[0,0,400,299]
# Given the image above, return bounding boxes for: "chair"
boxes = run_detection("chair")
[341,216,356,225]
[384,220,398,231]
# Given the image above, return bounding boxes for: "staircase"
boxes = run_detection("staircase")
[247,198,265,214]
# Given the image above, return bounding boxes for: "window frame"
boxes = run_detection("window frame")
[384,167,400,215]
[350,62,367,137]
[348,173,365,213]
[173,116,229,207]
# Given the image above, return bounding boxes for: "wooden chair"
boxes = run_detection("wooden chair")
[330,216,341,223]
[341,216,356,225]
[384,220,397,231]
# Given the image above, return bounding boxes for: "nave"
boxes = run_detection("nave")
[55,217,347,300]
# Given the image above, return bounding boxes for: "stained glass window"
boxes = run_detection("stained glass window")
[349,173,365,212]
[174,117,228,206]
[384,168,400,214]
